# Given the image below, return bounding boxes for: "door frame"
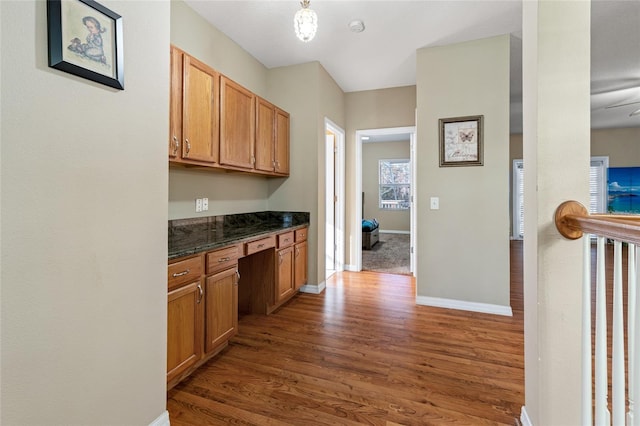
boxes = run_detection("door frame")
[354,126,416,272]
[324,118,345,274]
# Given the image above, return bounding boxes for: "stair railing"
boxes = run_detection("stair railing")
[555,200,640,425]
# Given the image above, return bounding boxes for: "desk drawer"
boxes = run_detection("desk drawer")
[245,235,276,255]
[278,231,295,248]
[206,244,241,275]
[295,227,308,242]
[168,256,203,290]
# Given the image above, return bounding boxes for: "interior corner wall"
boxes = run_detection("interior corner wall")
[416,35,510,308]
[266,61,346,286]
[590,127,640,166]
[344,86,417,267]
[168,0,270,219]
[1,1,169,424]
[362,141,411,232]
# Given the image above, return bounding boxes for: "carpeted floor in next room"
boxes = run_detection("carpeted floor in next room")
[362,232,411,275]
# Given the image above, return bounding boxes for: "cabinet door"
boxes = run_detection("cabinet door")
[274,108,290,175]
[183,55,219,163]
[220,76,255,169]
[255,97,275,173]
[169,47,183,160]
[294,240,308,290]
[167,281,203,384]
[204,267,238,354]
[276,246,294,304]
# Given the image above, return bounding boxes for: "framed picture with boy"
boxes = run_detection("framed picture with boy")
[47,0,124,90]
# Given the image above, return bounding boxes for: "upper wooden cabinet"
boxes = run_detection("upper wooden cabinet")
[274,108,290,176]
[169,46,219,165]
[255,97,276,173]
[169,46,290,177]
[220,76,255,170]
[256,98,290,176]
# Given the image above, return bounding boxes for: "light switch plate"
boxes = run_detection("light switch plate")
[430,197,439,210]
[202,198,208,211]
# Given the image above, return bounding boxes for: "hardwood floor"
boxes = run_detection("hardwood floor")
[167,243,525,425]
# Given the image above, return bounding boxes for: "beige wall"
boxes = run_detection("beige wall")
[267,62,346,285]
[511,127,640,167]
[344,86,416,266]
[591,127,640,166]
[362,141,411,232]
[1,1,169,424]
[170,0,347,286]
[416,35,511,308]
[169,0,270,219]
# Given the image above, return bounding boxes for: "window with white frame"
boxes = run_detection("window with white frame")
[379,159,410,210]
[512,156,608,239]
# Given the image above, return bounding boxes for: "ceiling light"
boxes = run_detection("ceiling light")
[294,0,317,42]
[349,20,365,33]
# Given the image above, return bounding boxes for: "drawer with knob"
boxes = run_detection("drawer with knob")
[277,231,295,248]
[245,235,276,256]
[168,255,203,290]
[206,243,242,275]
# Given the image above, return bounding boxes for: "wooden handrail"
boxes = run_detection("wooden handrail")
[555,200,640,245]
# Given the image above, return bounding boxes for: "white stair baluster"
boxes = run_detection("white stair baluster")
[612,241,625,425]
[633,245,640,426]
[583,234,593,426]
[595,236,610,425]
[629,244,637,426]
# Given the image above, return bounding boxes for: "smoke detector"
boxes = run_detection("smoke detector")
[349,20,365,33]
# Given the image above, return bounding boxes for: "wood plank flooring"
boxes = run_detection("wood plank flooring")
[167,243,525,425]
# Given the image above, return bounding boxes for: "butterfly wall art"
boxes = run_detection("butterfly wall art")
[439,115,484,167]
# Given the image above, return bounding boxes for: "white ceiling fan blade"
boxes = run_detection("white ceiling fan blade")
[631,108,640,117]
[605,100,640,109]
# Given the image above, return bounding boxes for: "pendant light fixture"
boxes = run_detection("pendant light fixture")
[294,0,317,42]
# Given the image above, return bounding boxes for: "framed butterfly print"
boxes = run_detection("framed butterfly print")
[439,115,483,167]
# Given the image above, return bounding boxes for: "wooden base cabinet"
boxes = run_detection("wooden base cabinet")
[294,240,308,290]
[167,280,203,385]
[275,246,294,304]
[205,267,238,354]
[167,249,239,390]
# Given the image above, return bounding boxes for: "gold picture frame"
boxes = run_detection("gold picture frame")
[439,115,483,167]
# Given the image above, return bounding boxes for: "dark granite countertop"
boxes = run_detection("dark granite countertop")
[169,211,310,260]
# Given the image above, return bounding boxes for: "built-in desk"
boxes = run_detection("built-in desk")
[166,211,309,389]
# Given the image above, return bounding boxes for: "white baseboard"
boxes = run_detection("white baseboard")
[379,229,410,234]
[344,264,358,272]
[416,295,513,317]
[520,406,533,426]
[149,411,170,426]
[299,281,326,294]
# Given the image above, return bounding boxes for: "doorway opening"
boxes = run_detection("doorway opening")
[325,118,345,281]
[354,126,416,275]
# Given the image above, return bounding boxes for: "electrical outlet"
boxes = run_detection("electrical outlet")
[195,198,203,212]
[202,198,208,211]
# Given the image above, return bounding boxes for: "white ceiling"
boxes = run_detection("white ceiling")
[184,0,640,131]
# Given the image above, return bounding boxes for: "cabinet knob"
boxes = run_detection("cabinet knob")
[185,139,191,155]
